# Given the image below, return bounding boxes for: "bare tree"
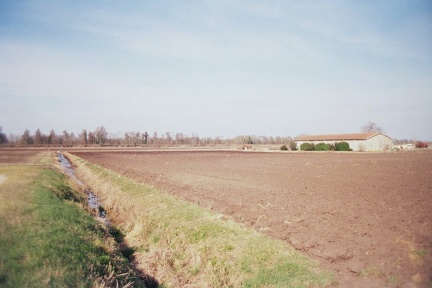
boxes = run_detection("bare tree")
[69,133,77,146]
[79,129,88,146]
[62,130,70,146]
[165,132,172,144]
[94,126,108,145]
[88,132,96,144]
[123,131,140,146]
[362,122,384,133]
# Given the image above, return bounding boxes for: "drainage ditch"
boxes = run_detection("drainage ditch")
[57,152,107,220]
[56,152,159,287]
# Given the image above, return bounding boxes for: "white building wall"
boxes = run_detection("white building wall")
[363,134,393,151]
[346,140,363,151]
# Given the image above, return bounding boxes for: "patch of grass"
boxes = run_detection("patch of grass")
[359,266,385,278]
[244,261,325,288]
[387,274,401,285]
[0,163,141,287]
[412,249,427,258]
[68,152,334,287]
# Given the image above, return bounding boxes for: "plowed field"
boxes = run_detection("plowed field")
[72,150,432,287]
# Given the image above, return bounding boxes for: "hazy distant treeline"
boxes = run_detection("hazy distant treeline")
[0,126,294,147]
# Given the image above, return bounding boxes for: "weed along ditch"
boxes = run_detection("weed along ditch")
[56,152,155,287]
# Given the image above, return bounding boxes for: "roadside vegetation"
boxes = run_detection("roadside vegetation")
[0,153,142,287]
[68,152,334,287]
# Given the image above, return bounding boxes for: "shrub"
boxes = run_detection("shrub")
[280,145,288,151]
[289,140,297,151]
[415,141,429,148]
[300,142,315,151]
[315,143,330,151]
[335,141,350,151]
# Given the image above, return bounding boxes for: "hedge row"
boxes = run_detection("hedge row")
[300,141,352,151]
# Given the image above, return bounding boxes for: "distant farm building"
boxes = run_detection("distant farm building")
[294,132,393,151]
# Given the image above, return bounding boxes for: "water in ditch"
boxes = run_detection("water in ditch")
[57,152,107,220]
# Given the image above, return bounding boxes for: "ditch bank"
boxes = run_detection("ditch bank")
[57,152,158,287]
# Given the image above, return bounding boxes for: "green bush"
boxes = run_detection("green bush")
[315,143,330,151]
[335,141,350,151]
[300,142,315,151]
[280,145,288,151]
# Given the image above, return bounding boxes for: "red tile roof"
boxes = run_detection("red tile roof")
[294,132,390,141]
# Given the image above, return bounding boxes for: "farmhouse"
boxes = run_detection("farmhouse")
[294,132,393,151]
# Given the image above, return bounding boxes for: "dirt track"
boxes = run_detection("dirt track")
[73,150,432,287]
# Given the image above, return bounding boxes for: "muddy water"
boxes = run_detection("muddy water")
[57,153,107,220]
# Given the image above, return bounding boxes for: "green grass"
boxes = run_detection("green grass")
[69,152,334,287]
[0,164,141,287]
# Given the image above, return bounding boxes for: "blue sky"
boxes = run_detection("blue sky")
[1,1,431,140]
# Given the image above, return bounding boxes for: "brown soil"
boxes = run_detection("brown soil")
[0,149,40,163]
[72,150,432,287]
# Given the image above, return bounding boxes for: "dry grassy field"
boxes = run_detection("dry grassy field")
[0,149,141,287]
[72,149,432,287]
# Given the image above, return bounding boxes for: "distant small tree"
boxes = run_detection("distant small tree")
[7,133,18,145]
[88,132,96,144]
[143,131,149,145]
[165,132,172,144]
[288,140,297,150]
[362,122,383,133]
[152,132,158,145]
[0,127,8,144]
[20,129,33,145]
[243,136,254,145]
[47,129,57,145]
[69,133,77,146]
[79,129,88,146]
[62,130,70,146]
[34,129,44,146]
[94,126,108,145]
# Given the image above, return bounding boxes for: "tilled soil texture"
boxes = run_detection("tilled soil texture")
[0,149,40,163]
[73,150,432,287]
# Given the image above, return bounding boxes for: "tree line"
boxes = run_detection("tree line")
[0,126,293,147]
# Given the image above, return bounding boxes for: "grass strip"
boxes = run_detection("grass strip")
[0,164,142,287]
[69,152,334,287]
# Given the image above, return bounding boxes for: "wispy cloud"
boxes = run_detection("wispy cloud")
[0,1,431,139]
